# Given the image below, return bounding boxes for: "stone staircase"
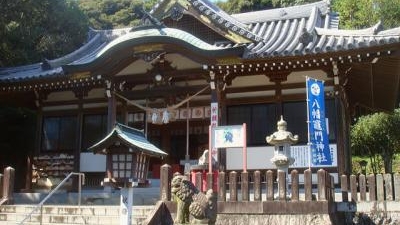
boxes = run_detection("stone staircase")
[0,204,155,225]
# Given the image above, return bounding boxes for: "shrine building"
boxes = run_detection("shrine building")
[0,0,399,190]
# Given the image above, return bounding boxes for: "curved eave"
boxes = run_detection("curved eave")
[88,126,167,158]
[232,0,330,23]
[0,65,65,83]
[63,28,245,73]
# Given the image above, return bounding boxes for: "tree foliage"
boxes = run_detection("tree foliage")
[0,0,88,67]
[350,109,400,173]
[77,0,158,30]
[217,0,318,13]
[332,0,400,29]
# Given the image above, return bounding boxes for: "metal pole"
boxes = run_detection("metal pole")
[306,76,311,170]
[78,174,82,206]
[185,99,190,160]
[243,123,247,173]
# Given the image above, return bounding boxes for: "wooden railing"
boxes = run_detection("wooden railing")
[159,164,335,203]
[340,173,400,202]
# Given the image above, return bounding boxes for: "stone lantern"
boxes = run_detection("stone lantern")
[266,116,298,197]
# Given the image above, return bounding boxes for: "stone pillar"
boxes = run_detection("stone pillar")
[368,174,376,201]
[194,172,202,191]
[291,170,299,201]
[253,171,261,201]
[384,174,393,201]
[266,170,274,201]
[2,167,15,204]
[304,169,312,201]
[229,171,237,202]
[359,174,366,201]
[376,174,384,201]
[278,170,286,201]
[241,171,249,201]
[394,174,400,201]
[160,164,172,201]
[218,171,226,202]
[350,174,357,202]
[206,172,214,191]
[317,169,326,201]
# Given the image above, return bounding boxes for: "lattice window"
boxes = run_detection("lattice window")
[112,154,134,179]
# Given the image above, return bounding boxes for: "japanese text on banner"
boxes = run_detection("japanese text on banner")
[306,78,332,165]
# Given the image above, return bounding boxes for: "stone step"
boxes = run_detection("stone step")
[0,205,154,225]
[2,205,153,215]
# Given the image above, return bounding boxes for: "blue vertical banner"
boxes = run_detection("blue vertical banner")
[306,77,332,166]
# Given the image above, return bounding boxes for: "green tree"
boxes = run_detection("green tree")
[217,0,318,14]
[0,0,88,67]
[351,109,400,173]
[77,0,158,30]
[332,0,400,29]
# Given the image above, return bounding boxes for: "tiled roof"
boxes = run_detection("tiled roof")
[0,26,238,83]
[88,123,167,157]
[1,0,399,84]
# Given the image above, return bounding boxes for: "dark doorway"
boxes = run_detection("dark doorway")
[0,106,36,191]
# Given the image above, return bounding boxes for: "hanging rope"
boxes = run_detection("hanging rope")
[113,85,210,124]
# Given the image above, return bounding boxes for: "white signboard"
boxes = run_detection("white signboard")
[226,144,337,170]
[212,125,245,148]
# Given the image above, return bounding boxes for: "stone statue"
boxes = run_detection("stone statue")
[198,150,216,166]
[171,174,217,224]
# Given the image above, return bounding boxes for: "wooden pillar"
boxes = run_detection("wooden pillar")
[2,167,15,204]
[107,87,117,132]
[334,64,352,175]
[27,105,43,191]
[72,94,84,192]
[275,81,283,118]
[0,173,3,198]
[340,174,349,202]
[24,155,32,192]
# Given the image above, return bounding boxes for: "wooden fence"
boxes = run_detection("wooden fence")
[159,164,335,202]
[340,173,400,202]
[160,164,400,203]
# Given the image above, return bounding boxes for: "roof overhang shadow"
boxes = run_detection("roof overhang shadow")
[345,56,400,112]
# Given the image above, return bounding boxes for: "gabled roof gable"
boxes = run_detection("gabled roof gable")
[88,123,167,158]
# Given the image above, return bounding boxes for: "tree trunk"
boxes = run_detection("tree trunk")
[383,154,393,173]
